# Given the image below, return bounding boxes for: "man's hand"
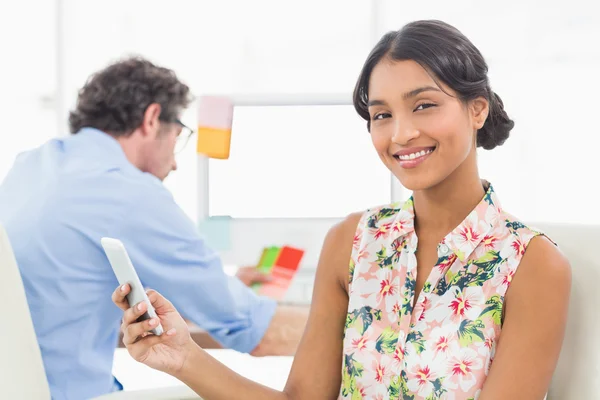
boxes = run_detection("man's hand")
[235,266,273,287]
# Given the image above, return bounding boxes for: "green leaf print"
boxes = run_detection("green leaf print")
[351,388,363,400]
[401,275,416,316]
[406,330,426,354]
[375,327,399,354]
[376,246,394,269]
[480,295,504,325]
[468,252,503,286]
[505,219,527,232]
[367,207,398,228]
[347,306,382,335]
[413,338,427,354]
[484,189,494,206]
[341,365,353,397]
[388,376,401,400]
[458,319,486,346]
[444,251,503,290]
[401,291,414,317]
[431,378,447,398]
[342,354,365,398]
[423,281,432,294]
[388,374,415,400]
[345,312,354,329]
[344,353,364,380]
[475,249,501,265]
[348,259,356,285]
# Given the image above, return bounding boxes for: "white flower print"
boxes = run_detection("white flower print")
[491,265,514,293]
[387,330,408,373]
[427,286,486,328]
[362,354,395,390]
[405,349,444,399]
[429,325,458,361]
[358,268,401,315]
[452,214,487,255]
[340,185,546,399]
[344,327,377,359]
[444,344,484,392]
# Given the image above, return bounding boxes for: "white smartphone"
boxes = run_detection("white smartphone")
[101,237,164,336]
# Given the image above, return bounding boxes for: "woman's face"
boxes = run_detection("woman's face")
[367,59,488,191]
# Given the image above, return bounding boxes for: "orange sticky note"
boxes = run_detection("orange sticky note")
[197,96,233,159]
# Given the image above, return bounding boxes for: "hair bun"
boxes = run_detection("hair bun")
[477,91,515,150]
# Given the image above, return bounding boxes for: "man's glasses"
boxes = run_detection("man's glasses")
[174,119,195,154]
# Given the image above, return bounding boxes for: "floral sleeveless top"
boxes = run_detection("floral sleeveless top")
[340,184,544,400]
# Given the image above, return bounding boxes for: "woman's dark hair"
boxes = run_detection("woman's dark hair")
[69,56,193,136]
[353,20,514,150]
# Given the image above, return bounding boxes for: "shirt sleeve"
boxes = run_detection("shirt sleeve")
[117,181,277,353]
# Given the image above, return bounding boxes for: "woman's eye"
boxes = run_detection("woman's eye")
[414,103,436,112]
[372,112,391,121]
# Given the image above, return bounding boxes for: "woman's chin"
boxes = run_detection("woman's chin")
[394,172,441,193]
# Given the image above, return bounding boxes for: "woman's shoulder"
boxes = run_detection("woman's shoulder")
[497,210,555,245]
[495,210,570,284]
[331,201,407,241]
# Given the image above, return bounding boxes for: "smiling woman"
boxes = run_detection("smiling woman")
[114,20,570,400]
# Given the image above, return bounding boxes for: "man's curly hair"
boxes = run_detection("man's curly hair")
[69,56,193,136]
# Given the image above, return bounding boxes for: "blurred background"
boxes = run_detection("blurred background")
[2,0,598,310]
[0,0,598,394]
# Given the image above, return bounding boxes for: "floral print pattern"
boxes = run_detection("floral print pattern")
[340,184,545,399]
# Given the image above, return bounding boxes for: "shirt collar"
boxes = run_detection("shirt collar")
[71,127,133,167]
[393,183,502,262]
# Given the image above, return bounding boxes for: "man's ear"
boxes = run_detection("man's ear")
[470,97,489,130]
[141,103,162,138]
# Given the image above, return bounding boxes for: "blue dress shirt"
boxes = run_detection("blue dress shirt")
[0,128,277,400]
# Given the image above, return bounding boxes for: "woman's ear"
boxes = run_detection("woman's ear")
[470,97,489,130]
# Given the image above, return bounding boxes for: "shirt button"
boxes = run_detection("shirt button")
[438,244,450,257]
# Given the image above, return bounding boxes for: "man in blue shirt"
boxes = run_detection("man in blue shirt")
[0,57,307,400]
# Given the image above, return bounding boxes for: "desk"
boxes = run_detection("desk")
[112,348,293,392]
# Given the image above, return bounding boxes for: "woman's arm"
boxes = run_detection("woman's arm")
[479,236,571,399]
[113,213,362,400]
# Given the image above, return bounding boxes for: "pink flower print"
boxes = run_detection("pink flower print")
[393,216,411,233]
[407,362,440,398]
[373,222,392,239]
[511,238,525,256]
[428,286,485,328]
[446,346,484,392]
[481,234,497,250]
[359,269,401,311]
[491,267,514,291]
[356,248,370,263]
[364,355,394,388]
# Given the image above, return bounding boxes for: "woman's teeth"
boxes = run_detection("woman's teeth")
[397,148,434,160]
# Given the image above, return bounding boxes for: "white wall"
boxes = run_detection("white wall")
[2,1,598,273]
[0,0,58,184]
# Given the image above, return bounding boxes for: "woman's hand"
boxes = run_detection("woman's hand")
[112,284,195,375]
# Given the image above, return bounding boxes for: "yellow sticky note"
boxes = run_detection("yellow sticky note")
[197,127,232,159]
[196,96,234,159]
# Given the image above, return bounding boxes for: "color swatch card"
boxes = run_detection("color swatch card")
[256,246,281,274]
[254,246,305,300]
[196,96,234,159]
